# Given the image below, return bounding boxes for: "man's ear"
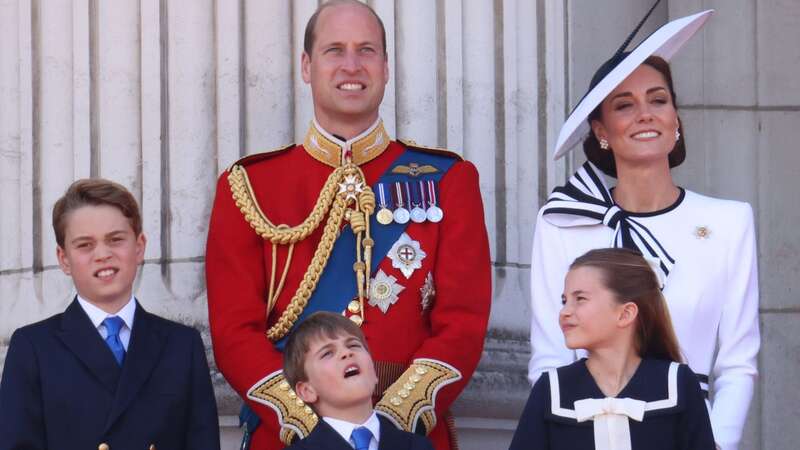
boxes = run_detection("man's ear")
[295,380,318,405]
[618,302,639,328]
[56,246,71,275]
[301,52,312,84]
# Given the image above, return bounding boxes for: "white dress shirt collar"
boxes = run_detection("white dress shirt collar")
[323,411,381,450]
[77,295,136,330]
[77,295,136,351]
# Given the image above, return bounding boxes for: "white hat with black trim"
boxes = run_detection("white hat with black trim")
[553,3,714,160]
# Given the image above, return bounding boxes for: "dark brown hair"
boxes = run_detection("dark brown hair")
[583,56,686,178]
[52,178,142,248]
[303,0,387,59]
[283,311,369,389]
[569,248,683,362]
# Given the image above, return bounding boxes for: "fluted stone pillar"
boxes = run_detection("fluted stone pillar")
[1,1,798,449]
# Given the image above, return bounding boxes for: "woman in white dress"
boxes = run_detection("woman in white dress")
[528,6,759,450]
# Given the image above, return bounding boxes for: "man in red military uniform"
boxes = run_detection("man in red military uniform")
[205,1,491,449]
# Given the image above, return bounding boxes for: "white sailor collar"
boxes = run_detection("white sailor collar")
[545,358,685,424]
[303,118,391,167]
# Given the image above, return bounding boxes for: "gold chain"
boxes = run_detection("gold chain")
[227,162,375,342]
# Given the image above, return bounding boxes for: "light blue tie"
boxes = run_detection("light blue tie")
[351,426,372,450]
[102,316,126,366]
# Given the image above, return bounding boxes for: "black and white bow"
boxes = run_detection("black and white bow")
[542,162,675,283]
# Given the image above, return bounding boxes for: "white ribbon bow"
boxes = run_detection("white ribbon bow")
[574,397,647,450]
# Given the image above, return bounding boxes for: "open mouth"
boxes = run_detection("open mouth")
[94,268,119,280]
[338,82,366,91]
[631,130,660,139]
[344,364,361,379]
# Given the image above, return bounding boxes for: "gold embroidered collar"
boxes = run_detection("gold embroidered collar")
[303,119,390,167]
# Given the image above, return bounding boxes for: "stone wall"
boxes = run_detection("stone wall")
[1,1,797,448]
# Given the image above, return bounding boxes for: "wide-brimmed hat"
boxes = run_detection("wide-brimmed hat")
[553,4,714,160]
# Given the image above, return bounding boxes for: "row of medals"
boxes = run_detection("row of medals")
[374,180,444,225]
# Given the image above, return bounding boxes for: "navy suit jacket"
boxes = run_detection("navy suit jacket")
[285,415,434,450]
[0,299,220,450]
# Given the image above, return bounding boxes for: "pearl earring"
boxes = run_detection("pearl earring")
[675,129,680,142]
[600,138,609,150]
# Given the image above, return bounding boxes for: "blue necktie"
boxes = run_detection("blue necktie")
[102,316,126,366]
[351,426,372,450]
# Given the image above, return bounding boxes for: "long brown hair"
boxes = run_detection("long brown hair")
[570,248,683,362]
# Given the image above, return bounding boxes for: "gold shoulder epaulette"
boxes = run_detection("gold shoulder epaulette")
[398,139,464,161]
[247,371,319,445]
[375,358,462,435]
[226,144,295,172]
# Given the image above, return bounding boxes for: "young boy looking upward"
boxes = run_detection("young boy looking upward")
[0,178,220,450]
[283,312,434,450]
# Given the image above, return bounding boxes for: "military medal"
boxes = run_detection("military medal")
[393,182,410,224]
[376,183,394,225]
[409,181,427,223]
[369,270,405,313]
[425,180,444,223]
[388,233,427,279]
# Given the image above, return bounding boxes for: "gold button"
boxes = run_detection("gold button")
[390,397,402,406]
[398,389,409,398]
[415,366,428,375]
[349,315,363,326]
[295,399,305,407]
[410,374,421,383]
[304,406,314,415]
[347,300,361,314]
[98,444,110,450]
[279,381,290,391]
[404,382,415,390]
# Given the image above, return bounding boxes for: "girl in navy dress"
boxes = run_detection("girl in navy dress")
[511,248,715,450]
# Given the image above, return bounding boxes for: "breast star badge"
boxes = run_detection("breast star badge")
[369,270,405,314]
[338,175,364,201]
[388,233,427,279]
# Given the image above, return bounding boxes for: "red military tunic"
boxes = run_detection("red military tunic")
[206,120,491,449]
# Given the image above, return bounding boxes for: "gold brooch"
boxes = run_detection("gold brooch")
[694,226,711,239]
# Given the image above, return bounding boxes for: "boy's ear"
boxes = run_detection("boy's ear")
[56,246,71,275]
[618,302,638,328]
[295,380,318,405]
[135,233,147,264]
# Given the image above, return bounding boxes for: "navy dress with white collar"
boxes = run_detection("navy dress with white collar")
[510,358,715,450]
